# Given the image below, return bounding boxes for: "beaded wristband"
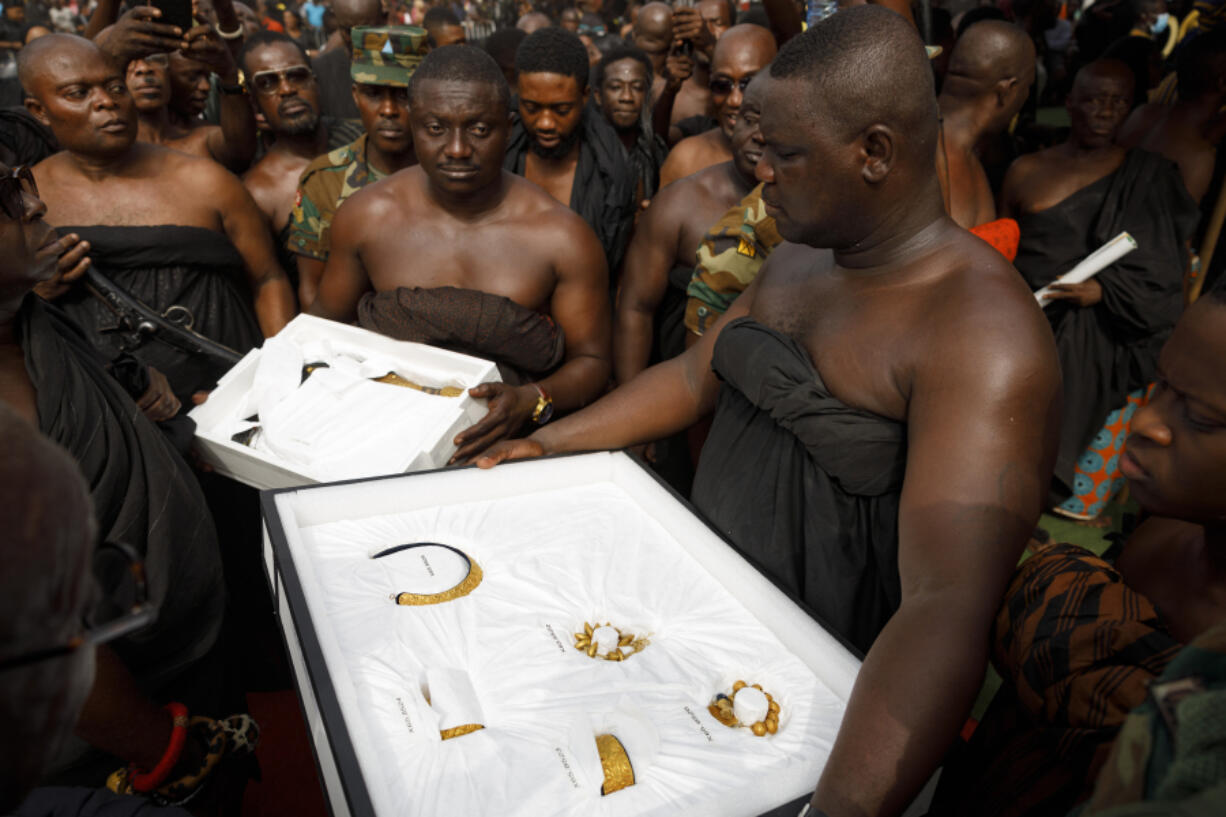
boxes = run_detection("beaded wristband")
[130,702,190,792]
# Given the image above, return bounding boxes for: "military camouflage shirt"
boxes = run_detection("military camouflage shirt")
[684,183,783,336]
[287,133,387,261]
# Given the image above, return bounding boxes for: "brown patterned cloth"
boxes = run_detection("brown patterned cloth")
[356,285,565,382]
[929,543,1183,817]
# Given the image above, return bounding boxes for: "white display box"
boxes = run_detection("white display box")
[260,451,863,817]
[190,314,501,490]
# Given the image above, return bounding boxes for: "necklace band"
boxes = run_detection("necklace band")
[378,543,484,606]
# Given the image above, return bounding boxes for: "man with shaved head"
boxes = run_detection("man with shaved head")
[312,0,384,118]
[632,1,671,88]
[936,20,1035,229]
[19,34,293,401]
[657,23,775,187]
[478,8,1062,815]
[1001,59,1199,520]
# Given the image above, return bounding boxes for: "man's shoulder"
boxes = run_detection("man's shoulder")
[507,172,589,226]
[923,232,1049,342]
[671,128,723,155]
[505,174,604,258]
[143,141,230,183]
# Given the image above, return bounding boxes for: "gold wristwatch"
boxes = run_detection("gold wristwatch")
[530,383,554,425]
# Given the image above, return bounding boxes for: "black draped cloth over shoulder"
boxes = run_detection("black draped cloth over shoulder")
[53,225,262,402]
[504,107,637,274]
[1014,149,1199,497]
[692,318,906,653]
[18,295,223,688]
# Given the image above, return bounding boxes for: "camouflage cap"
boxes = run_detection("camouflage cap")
[350,26,429,88]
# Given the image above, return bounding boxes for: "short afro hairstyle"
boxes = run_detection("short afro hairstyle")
[238,30,311,77]
[515,27,590,92]
[593,45,652,89]
[408,43,511,112]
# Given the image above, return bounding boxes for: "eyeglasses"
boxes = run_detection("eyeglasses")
[0,541,157,672]
[0,165,37,221]
[248,66,315,96]
[709,75,754,96]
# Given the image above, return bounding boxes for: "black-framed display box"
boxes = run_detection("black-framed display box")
[260,451,863,817]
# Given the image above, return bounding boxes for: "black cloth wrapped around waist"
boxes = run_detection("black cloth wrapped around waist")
[52,225,261,401]
[357,285,566,382]
[692,317,906,653]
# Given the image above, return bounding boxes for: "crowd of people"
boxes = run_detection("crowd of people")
[0,0,1224,815]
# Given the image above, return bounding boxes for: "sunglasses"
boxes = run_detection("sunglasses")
[249,65,315,96]
[0,541,156,672]
[0,165,36,221]
[709,75,754,96]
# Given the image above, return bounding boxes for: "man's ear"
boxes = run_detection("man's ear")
[24,96,49,128]
[859,123,895,185]
[995,76,1019,108]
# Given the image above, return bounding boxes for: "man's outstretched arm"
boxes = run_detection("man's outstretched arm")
[451,219,613,462]
[811,293,1061,817]
[475,268,762,467]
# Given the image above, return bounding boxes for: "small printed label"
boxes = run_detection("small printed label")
[555,747,581,789]
[395,697,415,733]
[683,705,715,743]
[420,554,435,577]
[544,624,568,655]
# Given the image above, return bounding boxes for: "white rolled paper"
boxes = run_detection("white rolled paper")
[733,687,769,726]
[1035,231,1137,306]
[592,626,620,657]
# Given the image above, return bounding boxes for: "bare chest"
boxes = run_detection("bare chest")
[670,80,711,124]
[41,174,220,229]
[248,156,310,229]
[750,268,913,421]
[362,220,558,309]
[1017,156,1123,215]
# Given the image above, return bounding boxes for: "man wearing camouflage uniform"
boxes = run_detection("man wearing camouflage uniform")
[288,25,427,308]
[683,183,782,339]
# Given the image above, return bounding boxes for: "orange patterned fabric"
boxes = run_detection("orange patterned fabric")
[1055,385,1154,520]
